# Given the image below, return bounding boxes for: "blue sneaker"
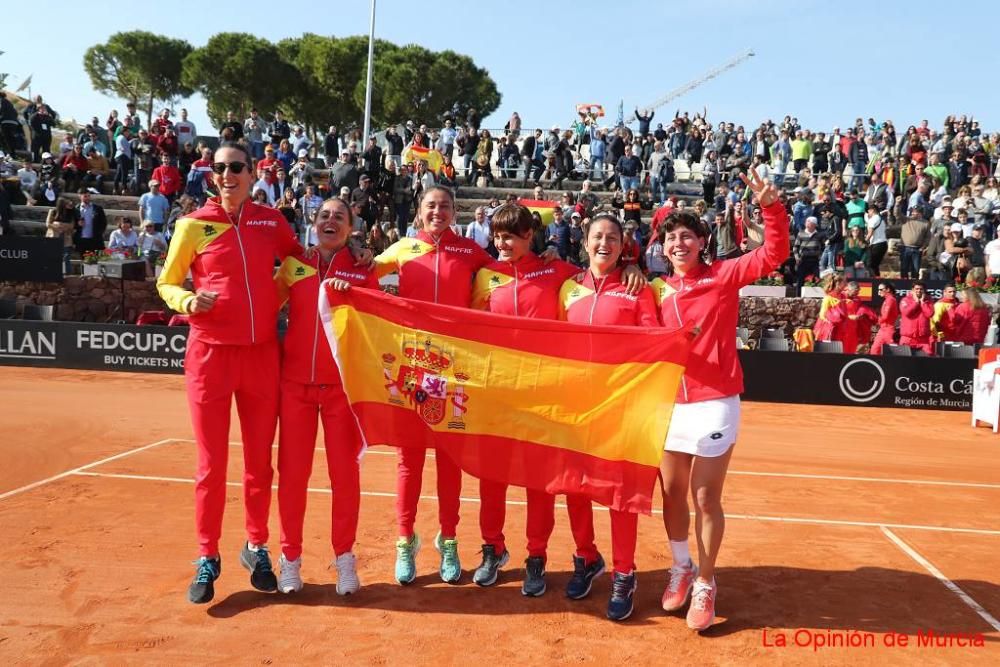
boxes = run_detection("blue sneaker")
[607,571,637,621]
[434,532,462,584]
[188,556,221,604]
[566,553,605,600]
[521,556,547,597]
[240,542,277,592]
[395,534,421,585]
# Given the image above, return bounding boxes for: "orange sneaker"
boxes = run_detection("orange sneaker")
[686,578,717,631]
[661,561,697,612]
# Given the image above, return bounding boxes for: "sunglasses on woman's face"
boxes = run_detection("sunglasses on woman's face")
[211,161,248,175]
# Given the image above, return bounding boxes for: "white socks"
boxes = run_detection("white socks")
[669,539,691,567]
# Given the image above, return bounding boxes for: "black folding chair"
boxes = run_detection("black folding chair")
[813,340,844,354]
[22,304,54,321]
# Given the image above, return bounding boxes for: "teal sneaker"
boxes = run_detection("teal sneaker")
[394,534,421,585]
[434,532,462,584]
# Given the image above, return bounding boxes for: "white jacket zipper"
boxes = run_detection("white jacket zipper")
[231,207,256,344]
[674,276,689,401]
[310,252,338,383]
[587,273,608,324]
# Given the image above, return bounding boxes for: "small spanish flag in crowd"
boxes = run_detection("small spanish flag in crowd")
[402,145,445,174]
[321,287,691,514]
[517,198,561,226]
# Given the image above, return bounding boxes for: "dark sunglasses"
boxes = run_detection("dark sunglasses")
[211,161,248,175]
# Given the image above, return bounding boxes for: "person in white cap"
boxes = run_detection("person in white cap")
[289,149,315,192]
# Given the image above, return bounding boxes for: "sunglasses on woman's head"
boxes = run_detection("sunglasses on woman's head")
[211,161,248,175]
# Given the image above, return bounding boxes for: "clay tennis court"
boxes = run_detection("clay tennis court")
[1,366,998,664]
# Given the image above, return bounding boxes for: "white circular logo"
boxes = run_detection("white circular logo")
[838,358,886,403]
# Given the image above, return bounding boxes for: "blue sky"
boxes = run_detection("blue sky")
[2,0,996,135]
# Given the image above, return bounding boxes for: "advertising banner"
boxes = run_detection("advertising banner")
[0,237,64,282]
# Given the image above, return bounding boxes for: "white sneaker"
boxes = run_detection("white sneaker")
[335,552,361,595]
[278,554,303,594]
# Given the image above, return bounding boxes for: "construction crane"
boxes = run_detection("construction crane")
[634,49,755,119]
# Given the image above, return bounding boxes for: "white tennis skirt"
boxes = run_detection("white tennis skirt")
[664,395,741,458]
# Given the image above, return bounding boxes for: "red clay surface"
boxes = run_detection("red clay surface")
[1,367,998,665]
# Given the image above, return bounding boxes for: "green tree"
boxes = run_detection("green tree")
[82,31,193,128]
[182,33,300,129]
[356,44,501,127]
[278,34,370,134]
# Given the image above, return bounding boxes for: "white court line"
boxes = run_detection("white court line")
[880,526,1000,633]
[70,470,1000,537]
[0,438,177,502]
[216,441,1000,491]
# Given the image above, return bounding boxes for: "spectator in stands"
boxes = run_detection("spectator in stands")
[33,152,60,205]
[84,147,109,193]
[131,129,156,193]
[898,281,934,354]
[944,222,972,281]
[864,203,888,277]
[139,179,171,233]
[869,282,899,355]
[137,220,167,278]
[465,206,490,250]
[899,213,930,279]
[45,197,78,272]
[0,93,20,156]
[384,125,403,169]
[842,225,868,279]
[288,151,315,194]
[413,160,436,201]
[793,216,823,286]
[174,108,197,149]
[547,206,570,260]
[472,130,495,186]
[951,286,990,345]
[220,111,243,141]
[157,126,179,158]
[29,105,55,162]
[151,154,182,203]
[108,216,139,253]
[931,282,958,342]
[61,145,89,193]
[615,144,642,193]
[58,133,75,160]
[266,110,290,149]
[330,150,360,195]
[241,109,265,161]
[791,130,812,176]
[113,126,133,195]
[17,161,38,205]
[392,163,412,238]
[82,128,108,158]
[984,228,1000,277]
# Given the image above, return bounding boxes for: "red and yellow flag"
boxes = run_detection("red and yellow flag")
[402,145,445,174]
[517,198,560,226]
[320,287,690,514]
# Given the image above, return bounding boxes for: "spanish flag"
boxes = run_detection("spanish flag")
[402,145,445,174]
[320,287,691,514]
[517,198,561,226]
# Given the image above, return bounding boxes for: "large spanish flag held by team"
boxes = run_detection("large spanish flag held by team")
[320,286,692,514]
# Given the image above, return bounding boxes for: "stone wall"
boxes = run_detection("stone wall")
[739,297,822,338]
[0,278,170,323]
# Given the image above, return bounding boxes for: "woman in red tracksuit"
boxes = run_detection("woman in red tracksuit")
[469,204,587,596]
[951,287,991,345]
[371,186,494,585]
[869,282,899,355]
[157,142,301,604]
[558,213,660,622]
[275,197,379,596]
[652,171,789,632]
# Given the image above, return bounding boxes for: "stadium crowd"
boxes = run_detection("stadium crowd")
[0,92,997,349]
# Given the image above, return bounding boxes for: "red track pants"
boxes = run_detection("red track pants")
[479,480,554,561]
[278,380,363,561]
[185,338,279,557]
[869,326,895,355]
[396,447,461,538]
[566,495,638,575]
